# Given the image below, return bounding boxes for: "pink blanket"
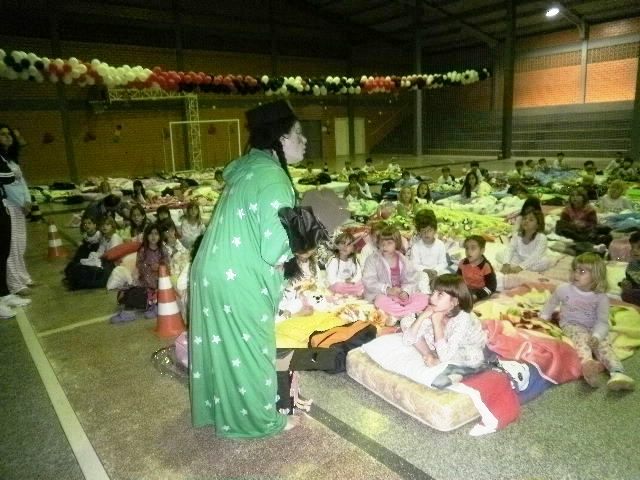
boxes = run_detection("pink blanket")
[484,319,582,384]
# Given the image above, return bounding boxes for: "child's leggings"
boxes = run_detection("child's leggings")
[562,324,624,373]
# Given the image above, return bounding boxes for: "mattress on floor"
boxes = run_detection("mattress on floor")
[346,348,480,432]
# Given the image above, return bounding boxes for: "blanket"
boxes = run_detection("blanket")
[484,319,582,384]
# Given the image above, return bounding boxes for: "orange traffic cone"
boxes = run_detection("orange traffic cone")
[155,264,186,338]
[47,221,68,260]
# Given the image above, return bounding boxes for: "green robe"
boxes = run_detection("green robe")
[189,149,295,438]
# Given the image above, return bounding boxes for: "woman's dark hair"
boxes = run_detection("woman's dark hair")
[190,233,205,262]
[520,196,542,216]
[0,124,20,161]
[245,102,298,188]
[460,171,478,198]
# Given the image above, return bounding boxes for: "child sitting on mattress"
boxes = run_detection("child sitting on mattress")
[499,209,555,274]
[408,209,449,293]
[457,235,496,301]
[326,232,364,297]
[362,225,429,324]
[279,243,323,319]
[540,253,634,391]
[402,273,485,368]
[620,231,640,307]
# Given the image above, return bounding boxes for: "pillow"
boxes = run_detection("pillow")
[102,241,141,262]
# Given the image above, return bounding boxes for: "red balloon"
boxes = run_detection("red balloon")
[193,74,203,85]
[152,66,162,74]
[203,75,212,84]
[167,78,176,89]
[62,64,72,73]
[183,74,193,84]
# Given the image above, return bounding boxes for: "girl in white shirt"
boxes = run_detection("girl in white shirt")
[326,232,364,297]
[500,210,555,274]
[180,201,206,249]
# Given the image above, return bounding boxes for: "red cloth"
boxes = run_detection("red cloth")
[484,319,582,384]
[460,370,520,431]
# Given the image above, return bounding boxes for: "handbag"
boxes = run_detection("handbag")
[278,206,329,253]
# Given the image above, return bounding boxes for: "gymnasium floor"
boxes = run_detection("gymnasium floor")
[2,155,639,480]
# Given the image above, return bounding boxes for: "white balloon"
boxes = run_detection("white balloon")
[50,74,59,83]
[69,57,79,65]
[20,70,30,80]
[78,64,87,74]
[63,74,73,84]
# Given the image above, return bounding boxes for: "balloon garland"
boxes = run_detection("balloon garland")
[0,48,491,95]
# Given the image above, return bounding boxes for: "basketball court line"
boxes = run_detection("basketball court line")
[16,309,110,480]
[38,314,112,338]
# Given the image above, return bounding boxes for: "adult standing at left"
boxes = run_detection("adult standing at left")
[2,125,34,296]
[0,125,28,318]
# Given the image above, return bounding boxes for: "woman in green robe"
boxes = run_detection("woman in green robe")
[189,100,306,438]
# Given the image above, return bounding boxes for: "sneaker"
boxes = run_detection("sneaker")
[110,310,137,324]
[0,304,16,319]
[581,359,604,387]
[144,305,158,319]
[1,294,31,307]
[607,372,635,391]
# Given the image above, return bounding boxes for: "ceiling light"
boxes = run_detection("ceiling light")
[546,7,560,17]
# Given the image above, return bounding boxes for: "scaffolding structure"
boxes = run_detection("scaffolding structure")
[106,88,203,171]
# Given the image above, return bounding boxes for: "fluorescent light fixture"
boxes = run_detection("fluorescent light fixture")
[546,7,560,17]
